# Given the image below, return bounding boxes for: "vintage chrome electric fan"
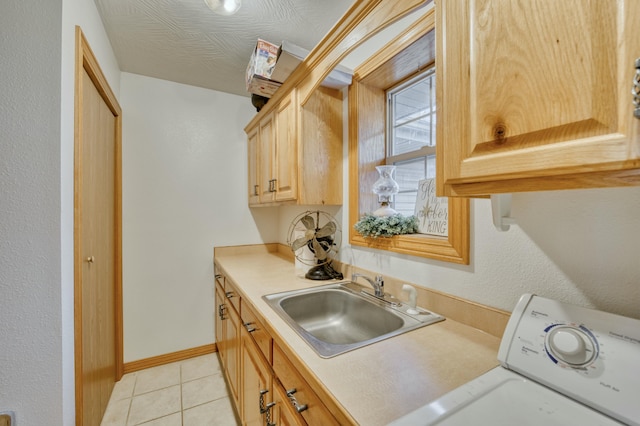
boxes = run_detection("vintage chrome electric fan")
[287,211,343,280]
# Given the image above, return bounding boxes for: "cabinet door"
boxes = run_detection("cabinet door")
[298,86,343,205]
[214,282,226,368]
[436,0,640,196]
[241,327,273,426]
[259,112,276,203]
[274,91,298,202]
[247,126,260,205]
[224,301,241,408]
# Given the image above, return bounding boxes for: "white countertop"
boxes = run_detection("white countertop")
[215,248,501,425]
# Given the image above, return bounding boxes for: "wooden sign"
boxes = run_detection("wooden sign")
[414,178,448,236]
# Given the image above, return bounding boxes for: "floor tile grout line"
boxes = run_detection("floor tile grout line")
[180,360,185,426]
[123,373,135,426]
[102,354,228,425]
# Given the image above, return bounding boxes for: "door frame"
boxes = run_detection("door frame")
[73,26,123,424]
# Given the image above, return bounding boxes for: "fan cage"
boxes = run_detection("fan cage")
[287,210,342,266]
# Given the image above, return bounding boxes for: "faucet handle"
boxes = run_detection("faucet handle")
[374,275,384,297]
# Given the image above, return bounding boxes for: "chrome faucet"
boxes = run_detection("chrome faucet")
[352,273,384,297]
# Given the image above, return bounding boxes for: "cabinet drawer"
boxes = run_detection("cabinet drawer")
[273,343,339,426]
[224,278,241,313]
[241,300,272,364]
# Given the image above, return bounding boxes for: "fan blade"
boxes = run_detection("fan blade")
[315,221,336,238]
[312,238,328,260]
[300,215,315,230]
[291,236,311,251]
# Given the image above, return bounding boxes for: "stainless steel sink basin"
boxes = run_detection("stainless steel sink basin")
[263,282,444,358]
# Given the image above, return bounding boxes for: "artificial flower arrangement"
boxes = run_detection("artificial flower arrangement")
[354,213,419,238]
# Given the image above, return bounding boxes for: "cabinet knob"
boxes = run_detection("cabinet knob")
[633,57,640,119]
[254,184,259,196]
[85,256,95,263]
[225,291,234,299]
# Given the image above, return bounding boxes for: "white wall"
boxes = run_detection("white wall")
[277,90,640,320]
[1,0,118,424]
[0,2,64,424]
[120,73,278,362]
[334,188,640,319]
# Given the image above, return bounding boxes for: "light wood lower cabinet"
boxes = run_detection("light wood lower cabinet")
[215,277,226,366]
[214,268,342,425]
[215,276,241,414]
[272,343,340,426]
[272,381,305,426]
[241,325,273,425]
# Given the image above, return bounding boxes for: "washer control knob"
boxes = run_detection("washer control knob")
[551,328,585,356]
[546,326,596,367]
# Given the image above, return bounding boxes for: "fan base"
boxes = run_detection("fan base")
[305,263,344,281]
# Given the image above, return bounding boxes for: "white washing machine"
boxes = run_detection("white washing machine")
[390,294,640,425]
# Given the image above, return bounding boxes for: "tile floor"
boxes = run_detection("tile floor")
[101,353,240,426]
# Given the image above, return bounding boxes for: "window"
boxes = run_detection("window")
[348,10,469,264]
[387,69,437,218]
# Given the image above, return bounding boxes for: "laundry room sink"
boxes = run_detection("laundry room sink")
[263,282,444,357]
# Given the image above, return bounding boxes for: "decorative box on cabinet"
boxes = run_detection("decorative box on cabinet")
[436,0,640,197]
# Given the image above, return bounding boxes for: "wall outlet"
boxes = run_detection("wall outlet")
[0,411,15,426]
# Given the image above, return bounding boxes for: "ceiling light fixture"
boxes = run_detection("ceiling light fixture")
[204,0,241,16]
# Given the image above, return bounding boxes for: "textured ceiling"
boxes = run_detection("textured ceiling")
[95,0,355,97]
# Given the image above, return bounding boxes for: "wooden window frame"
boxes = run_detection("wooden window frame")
[348,10,470,264]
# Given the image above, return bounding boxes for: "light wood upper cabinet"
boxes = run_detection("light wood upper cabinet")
[436,0,640,197]
[249,93,296,205]
[258,111,276,203]
[243,0,431,207]
[297,86,343,205]
[245,88,343,206]
[247,126,260,205]
[273,91,297,202]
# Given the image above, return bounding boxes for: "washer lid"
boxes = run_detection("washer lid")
[389,368,622,426]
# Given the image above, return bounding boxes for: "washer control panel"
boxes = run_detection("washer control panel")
[498,294,640,426]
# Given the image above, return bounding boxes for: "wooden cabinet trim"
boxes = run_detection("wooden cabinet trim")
[348,9,470,265]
